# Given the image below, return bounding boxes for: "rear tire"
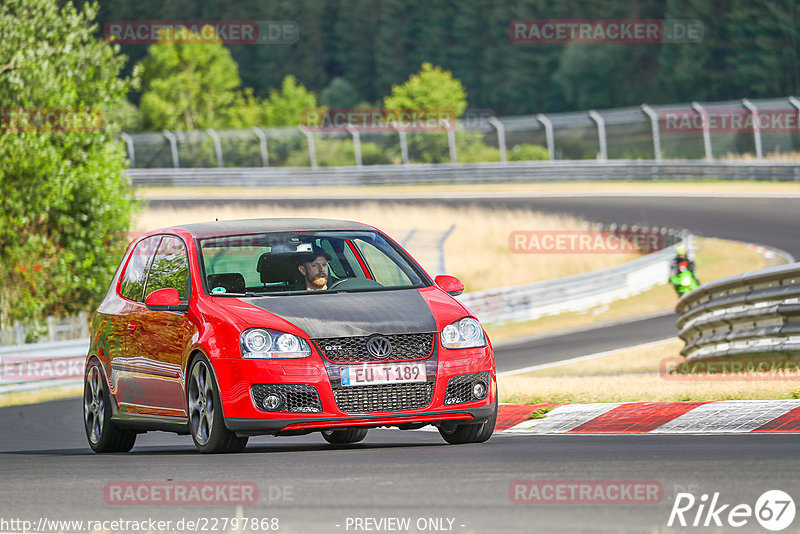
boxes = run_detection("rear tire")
[438,399,497,445]
[187,355,249,454]
[83,361,136,453]
[321,427,368,444]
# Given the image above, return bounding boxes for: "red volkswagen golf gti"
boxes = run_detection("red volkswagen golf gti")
[84,218,497,453]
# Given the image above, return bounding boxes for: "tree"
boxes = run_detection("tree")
[657,0,736,103]
[262,75,318,127]
[384,63,467,117]
[320,77,361,109]
[384,63,468,163]
[726,0,800,98]
[138,33,243,131]
[0,0,135,330]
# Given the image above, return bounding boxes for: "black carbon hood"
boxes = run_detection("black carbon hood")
[242,289,437,338]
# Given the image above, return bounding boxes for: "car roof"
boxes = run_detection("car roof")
[172,217,375,238]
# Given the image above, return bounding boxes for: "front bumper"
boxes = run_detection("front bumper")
[226,404,496,436]
[211,345,496,436]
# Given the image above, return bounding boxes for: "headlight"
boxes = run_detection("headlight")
[440,317,487,349]
[241,328,311,359]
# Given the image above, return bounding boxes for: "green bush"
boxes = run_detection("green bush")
[508,143,550,161]
[457,132,501,162]
[0,0,135,327]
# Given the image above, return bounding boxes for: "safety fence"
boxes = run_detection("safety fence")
[677,260,800,362]
[120,96,800,169]
[0,339,88,394]
[127,160,800,188]
[0,312,89,346]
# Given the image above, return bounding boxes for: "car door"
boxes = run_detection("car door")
[137,235,193,416]
[111,235,162,412]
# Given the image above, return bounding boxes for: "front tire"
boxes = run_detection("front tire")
[187,355,248,454]
[438,399,497,445]
[83,361,136,453]
[321,428,368,444]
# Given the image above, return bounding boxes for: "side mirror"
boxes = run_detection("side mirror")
[435,275,464,297]
[145,288,188,312]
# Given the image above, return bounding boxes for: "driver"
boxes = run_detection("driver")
[297,249,332,290]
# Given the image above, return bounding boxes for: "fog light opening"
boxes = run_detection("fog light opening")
[472,381,488,400]
[263,393,284,411]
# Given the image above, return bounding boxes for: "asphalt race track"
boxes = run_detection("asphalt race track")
[1,399,799,534]
[1,194,799,533]
[494,312,677,373]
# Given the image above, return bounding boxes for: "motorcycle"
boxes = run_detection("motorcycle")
[670,260,699,296]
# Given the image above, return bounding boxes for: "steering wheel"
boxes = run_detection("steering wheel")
[327,278,346,289]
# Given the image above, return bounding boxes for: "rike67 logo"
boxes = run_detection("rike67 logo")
[668,490,796,531]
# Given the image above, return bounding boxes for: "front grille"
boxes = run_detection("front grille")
[251,384,322,413]
[315,333,434,363]
[444,372,490,405]
[333,382,434,413]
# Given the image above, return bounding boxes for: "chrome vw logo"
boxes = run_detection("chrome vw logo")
[366,336,393,359]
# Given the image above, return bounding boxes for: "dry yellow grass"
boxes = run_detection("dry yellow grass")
[138,203,642,291]
[499,339,799,404]
[486,237,770,343]
[0,385,82,408]
[137,180,800,199]
[721,150,800,162]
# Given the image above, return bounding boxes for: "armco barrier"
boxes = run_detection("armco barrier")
[458,227,691,325]
[127,161,800,188]
[0,339,88,394]
[677,257,800,362]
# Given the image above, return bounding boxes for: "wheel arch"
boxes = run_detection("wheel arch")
[185,348,229,419]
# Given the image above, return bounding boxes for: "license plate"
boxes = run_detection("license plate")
[341,363,426,386]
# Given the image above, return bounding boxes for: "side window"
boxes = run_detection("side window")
[145,236,190,300]
[119,236,160,302]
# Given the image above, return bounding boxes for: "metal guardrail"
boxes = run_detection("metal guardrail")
[677,256,800,362]
[458,226,691,325]
[0,339,88,394]
[127,161,800,188]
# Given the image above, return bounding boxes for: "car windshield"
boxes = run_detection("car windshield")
[198,230,428,296]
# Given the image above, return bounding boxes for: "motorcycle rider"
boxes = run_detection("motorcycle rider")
[671,244,695,275]
[669,244,699,295]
